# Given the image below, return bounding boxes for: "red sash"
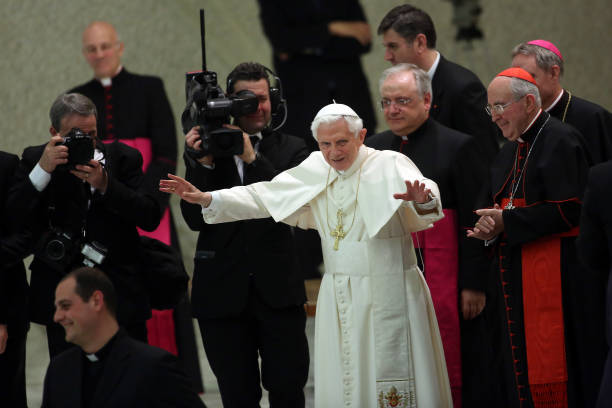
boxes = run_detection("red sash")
[502,197,570,408]
[146,309,178,355]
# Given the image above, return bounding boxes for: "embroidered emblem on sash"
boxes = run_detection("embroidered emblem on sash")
[378,385,415,407]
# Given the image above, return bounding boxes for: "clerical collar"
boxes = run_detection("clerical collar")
[426,51,441,80]
[517,109,543,143]
[397,118,430,153]
[97,65,124,87]
[399,118,430,140]
[545,89,565,112]
[83,329,120,362]
[335,145,368,178]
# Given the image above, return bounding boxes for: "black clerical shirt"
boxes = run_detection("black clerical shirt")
[81,330,119,408]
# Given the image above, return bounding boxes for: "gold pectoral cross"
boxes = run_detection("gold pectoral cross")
[331,209,346,251]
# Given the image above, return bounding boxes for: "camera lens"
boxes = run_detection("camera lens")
[46,239,66,261]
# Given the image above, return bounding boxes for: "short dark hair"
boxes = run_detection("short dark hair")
[49,93,97,132]
[378,5,437,49]
[226,62,270,94]
[63,267,118,317]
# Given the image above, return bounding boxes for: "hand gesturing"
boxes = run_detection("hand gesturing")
[159,174,212,207]
[393,180,432,204]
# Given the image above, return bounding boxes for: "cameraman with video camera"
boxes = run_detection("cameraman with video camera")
[8,93,162,358]
[181,62,310,407]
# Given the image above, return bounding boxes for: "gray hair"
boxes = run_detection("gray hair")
[512,42,564,77]
[311,115,363,141]
[49,93,97,132]
[379,63,432,99]
[509,77,542,108]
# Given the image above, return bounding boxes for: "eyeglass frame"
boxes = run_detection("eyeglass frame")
[380,97,414,111]
[485,96,524,116]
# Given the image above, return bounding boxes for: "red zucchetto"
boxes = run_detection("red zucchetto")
[496,67,537,85]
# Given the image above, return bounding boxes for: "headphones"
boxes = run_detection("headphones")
[226,66,286,117]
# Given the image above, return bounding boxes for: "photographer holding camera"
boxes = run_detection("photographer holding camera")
[180,62,310,407]
[8,93,162,358]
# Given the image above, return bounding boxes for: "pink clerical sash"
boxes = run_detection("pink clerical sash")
[413,209,462,408]
[103,138,171,245]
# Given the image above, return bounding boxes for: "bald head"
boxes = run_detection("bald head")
[82,21,124,79]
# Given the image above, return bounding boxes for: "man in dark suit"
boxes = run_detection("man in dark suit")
[378,4,500,160]
[0,151,29,408]
[8,93,161,358]
[42,266,205,408]
[576,159,612,408]
[181,62,310,408]
[366,63,491,408]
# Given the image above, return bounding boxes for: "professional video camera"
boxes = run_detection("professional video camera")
[181,10,258,159]
[56,127,94,171]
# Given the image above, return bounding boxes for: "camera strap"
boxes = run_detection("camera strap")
[46,175,89,243]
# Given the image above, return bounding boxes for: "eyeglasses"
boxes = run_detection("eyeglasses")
[485,97,523,116]
[380,97,413,110]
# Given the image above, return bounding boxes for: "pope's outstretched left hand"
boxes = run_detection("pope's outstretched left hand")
[393,180,432,204]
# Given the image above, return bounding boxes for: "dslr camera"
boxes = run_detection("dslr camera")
[56,127,94,171]
[43,230,80,267]
[37,229,82,272]
[181,70,258,158]
[37,228,108,272]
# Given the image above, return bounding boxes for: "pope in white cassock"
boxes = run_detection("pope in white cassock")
[161,103,451,407]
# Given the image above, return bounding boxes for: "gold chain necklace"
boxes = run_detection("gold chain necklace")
[561,90,572,122]
[325,155,366,250]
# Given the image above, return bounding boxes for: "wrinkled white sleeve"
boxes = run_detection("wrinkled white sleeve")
[279,205,316,230]
[202,185,270,223]
[202,184,316,229]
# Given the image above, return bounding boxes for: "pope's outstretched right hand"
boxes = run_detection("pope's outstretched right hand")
[159,174,213,207]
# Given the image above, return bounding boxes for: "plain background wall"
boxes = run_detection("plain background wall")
[2,0,610,274]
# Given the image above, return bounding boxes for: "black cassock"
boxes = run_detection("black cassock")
[481,111,606,408]
[576,160,612,408]
[549,89,612,164]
